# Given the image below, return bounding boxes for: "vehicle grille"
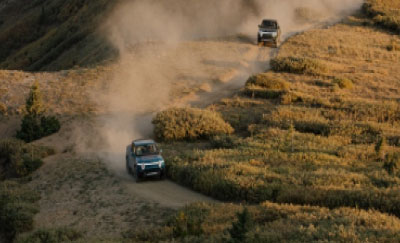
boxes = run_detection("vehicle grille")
[146,168,161,173]
[262,34,273,39]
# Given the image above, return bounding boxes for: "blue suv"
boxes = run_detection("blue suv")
[125,139,166,182]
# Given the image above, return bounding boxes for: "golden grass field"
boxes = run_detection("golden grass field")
[2,0,400,242]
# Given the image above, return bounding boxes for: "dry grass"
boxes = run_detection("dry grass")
[363,0,400,33]
[27,154,174,240]
[130,202,400,242]
[163,12,400,219]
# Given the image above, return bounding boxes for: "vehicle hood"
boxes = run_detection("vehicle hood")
[137,155,163,163]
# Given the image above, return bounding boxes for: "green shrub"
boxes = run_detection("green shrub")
[333,77,354,89]
[0,181,40,241]
[0,139,44,179]
[16,82,61,143]
[245,74,290,90]
[152,108,234,141]
[229,207,253,243]
[210,135,238,149]
[270,57,327,75]
[16,228,83,243]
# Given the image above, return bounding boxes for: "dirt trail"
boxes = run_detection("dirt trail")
[121,177,218,208]
[93,37,273,208]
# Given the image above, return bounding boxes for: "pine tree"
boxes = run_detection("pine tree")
[229,207,253,242]
[25,81,44,117]
[16,82,60,142]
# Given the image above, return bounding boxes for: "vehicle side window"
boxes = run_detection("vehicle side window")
[131,144,135,154]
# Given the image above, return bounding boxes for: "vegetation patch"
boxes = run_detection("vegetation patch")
[153,108,234,141]
[270,57,327,75]
[363,0,400,33]
[332,77,354,89]
[131,202,400,242]
[16,228,83,243]
[245,73,290,90]
[16,82,60,143]
[0,139,52,180]
[244,73,290,99]
[0,181,40,242]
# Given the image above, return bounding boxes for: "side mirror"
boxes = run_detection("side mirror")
[258,25,261,28]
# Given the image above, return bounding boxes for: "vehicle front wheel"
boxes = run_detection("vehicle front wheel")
[133,168,141,182]
[126,159,132,175]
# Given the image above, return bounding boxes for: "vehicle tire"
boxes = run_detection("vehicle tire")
[159,171,166,180]
[133,167,141,182]
[126,158,132,175]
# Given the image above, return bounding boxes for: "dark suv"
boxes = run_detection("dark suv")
[126,139,166,182]
[257,19,281,48]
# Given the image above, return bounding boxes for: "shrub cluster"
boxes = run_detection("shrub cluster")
[210,135,238,149]
[244,73,291,99]
[245,74,290,90]
[363,0,400,33]
[0,139,44,180]
[16,82,60,143]
[167,160,400,218]
[16,228,82,243]
[152,108,234,141]
[131,202,400,242]
[0,181,40,241]
[270,56,327,75]
[17,115,61,143]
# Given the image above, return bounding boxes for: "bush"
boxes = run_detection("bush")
[229,207,253,243]
[16,228,83,243]
[244,74,290,100]
[152,108,234,141]
[0,181,40,241]
[333,77,354,89]
[0,139,44,179]
[243,87,286,99]
[245,74,290,90]
[363,1,400,33]
[210,135,238,149]
[16,82,61,143]
[271,57,327,75]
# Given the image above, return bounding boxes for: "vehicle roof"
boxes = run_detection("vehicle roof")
[133,139,156,146]
[262,19,278,22]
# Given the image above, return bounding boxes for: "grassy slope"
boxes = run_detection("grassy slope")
[153,7,400,242]
[0,0,117,71]
[364,0,400,33]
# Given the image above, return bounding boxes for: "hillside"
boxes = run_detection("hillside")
[2,0,400,242]
[151,3,400,242]
[0,0,117,71]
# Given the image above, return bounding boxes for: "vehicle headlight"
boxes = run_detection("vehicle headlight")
[272,32,277,37]
[141,164,145,170]
[158,160,164,168]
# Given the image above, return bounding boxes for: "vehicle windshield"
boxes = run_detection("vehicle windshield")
[261,20,277,29]
[135,144,159,156]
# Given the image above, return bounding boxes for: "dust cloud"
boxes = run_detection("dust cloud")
[92,0,362,173]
